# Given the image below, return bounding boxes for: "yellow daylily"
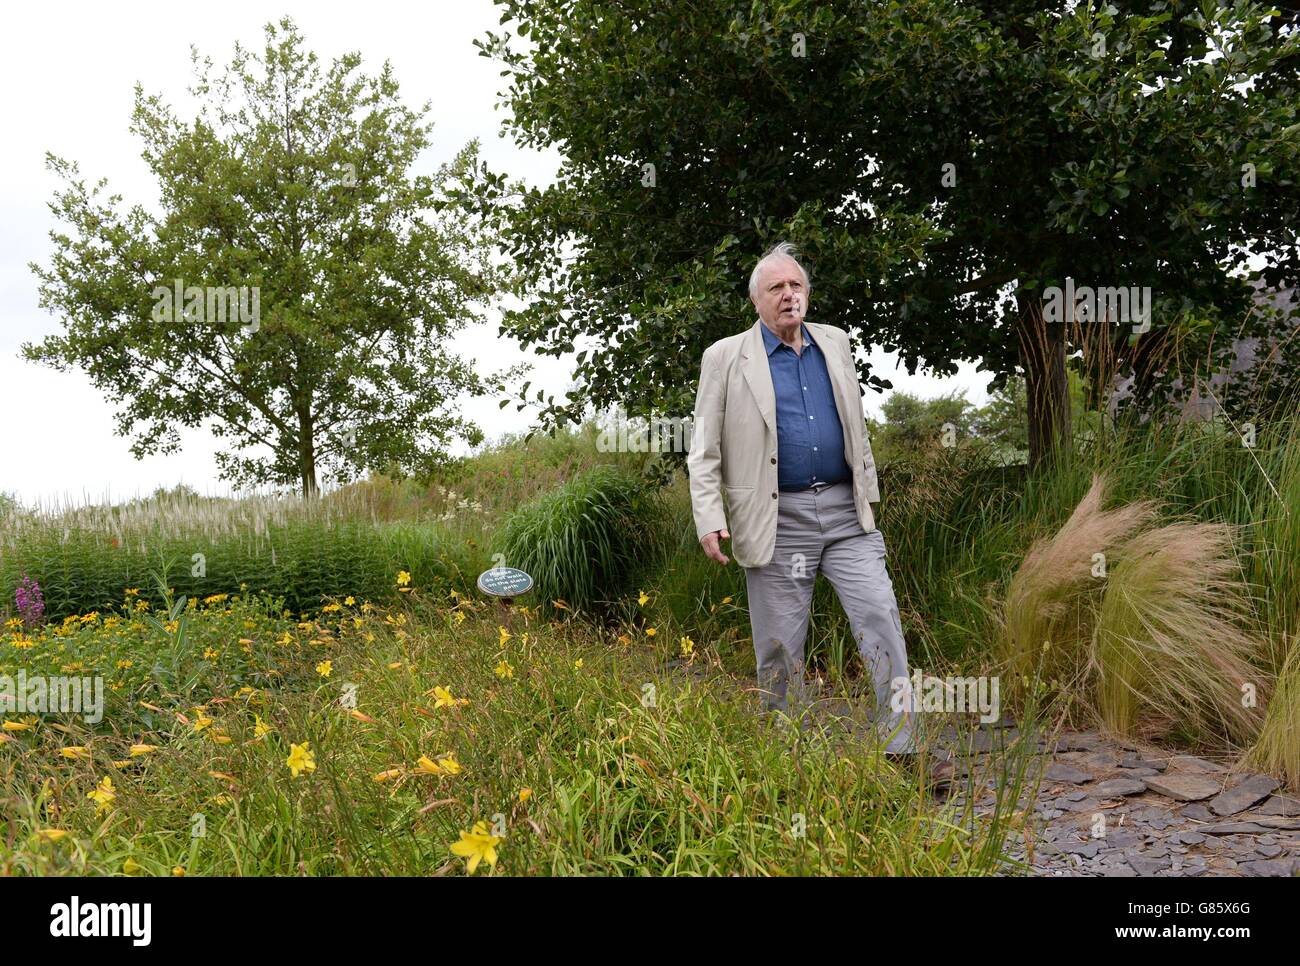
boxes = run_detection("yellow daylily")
[88,776,116,814]
[414,753,463,776]
[286,741,316,778]
[494,660,514,680]
[450,820,502,874]
[129,744,159,757]
[316,659,333,678]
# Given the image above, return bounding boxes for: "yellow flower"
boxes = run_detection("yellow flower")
[645,627,657,637]
[498,625,512,646]
[396,570,412,587]
[193,714,214,733]
[316,659,333,678]
[60,746,91,760]
[36,828,69,843]
[203,647,220,659]
[125,588,140,596]
[210,731,232,745]
[680,636,695,657]
[123,857,142,875]
[322,602,342,613]
[494,660,514,679]
[414,753,462,776]
[453,610,466,625]
[721,596,733,605]
[129,744,158,757]
[253,715,272,739]
[344,596,356,606]
[431,685,468,709]
[519,787,532,803]
[88,776,116,814]
[277,631,293,646]
[638,590,650,606]
[373,768,404,783]
[450,820,502,874]
[286,741,316,778]
[172,866,185,876]
[2,720,33,732]
[574,658,584,669]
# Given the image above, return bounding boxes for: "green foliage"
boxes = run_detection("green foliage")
[23,16,524,495]
[473,0,1300,468]
[495,465,672,618]
[0,599,1020,875]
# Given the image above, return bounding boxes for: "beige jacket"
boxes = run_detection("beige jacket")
[686,318,882,568]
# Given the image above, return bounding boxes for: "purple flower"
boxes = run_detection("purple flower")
[15,573,44,628]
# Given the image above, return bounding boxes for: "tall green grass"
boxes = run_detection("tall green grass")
[495,465,673,620]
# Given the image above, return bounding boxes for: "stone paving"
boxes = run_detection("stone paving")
[675,665,1299,876]
[953,726,1300,877]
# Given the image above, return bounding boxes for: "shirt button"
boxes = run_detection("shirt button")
[813,446,818,451]
[770,457,776,464]
[771,492,777,499]
[809,415,814,420]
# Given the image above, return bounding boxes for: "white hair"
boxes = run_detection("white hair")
[748,241,811,301]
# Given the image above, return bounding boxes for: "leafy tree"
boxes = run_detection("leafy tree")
[472,0,1300,471]
[866,390,976,463]
[25,18,521,496]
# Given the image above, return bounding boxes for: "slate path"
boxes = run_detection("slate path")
[675,665,1299,876]
[927,722,1300,877]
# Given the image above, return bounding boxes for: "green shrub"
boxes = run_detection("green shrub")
[494,465,671,618]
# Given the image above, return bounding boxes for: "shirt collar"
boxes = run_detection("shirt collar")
[760,321,818,356]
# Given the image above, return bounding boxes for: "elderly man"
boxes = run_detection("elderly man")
[686,241,923,754]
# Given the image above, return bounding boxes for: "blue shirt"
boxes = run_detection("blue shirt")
[760,322,854,491]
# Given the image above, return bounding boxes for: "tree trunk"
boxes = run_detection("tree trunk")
[297,407,318,498]
[1015,290,1071,471]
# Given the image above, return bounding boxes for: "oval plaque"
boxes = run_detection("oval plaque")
[477,567,534,598]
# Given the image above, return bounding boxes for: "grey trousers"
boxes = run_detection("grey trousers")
[742,480,919,753]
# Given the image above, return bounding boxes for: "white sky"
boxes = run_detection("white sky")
[0,0,992,508]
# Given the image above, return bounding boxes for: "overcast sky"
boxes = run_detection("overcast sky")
[0,0,994,508]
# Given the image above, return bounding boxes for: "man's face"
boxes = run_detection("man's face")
[751,256,809,329]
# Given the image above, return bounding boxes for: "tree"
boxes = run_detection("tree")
[25,17,522,496]
[866,390,976,463]
[472,0,1300,471]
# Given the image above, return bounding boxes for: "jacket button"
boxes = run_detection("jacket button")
[770,457,776,464]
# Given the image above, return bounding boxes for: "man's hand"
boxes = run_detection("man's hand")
[700,528,731,565]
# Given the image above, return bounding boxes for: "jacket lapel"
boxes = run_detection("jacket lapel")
[740,318,776,436]
[810,323,859,465]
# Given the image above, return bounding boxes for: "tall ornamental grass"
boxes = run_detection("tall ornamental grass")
[495,465,672,619]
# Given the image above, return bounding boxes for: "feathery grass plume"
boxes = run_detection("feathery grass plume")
[1000,472,1157,710]
[1246,638,1300,789]
[1092,520,1266,746]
